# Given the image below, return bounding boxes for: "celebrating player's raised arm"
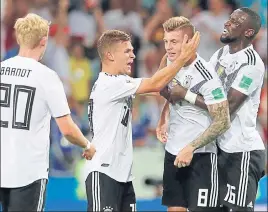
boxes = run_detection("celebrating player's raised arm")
[135,32,200,94]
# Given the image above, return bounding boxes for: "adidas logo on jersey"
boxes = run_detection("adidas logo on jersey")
[103,206,113,211]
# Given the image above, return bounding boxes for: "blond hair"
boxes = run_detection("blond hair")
[97,30,131,60]
[14,13,50,48]
[163,16,195,33]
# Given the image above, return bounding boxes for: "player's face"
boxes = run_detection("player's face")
[220,9,249,44]
[164,30,185,62]
[113,41,135,75]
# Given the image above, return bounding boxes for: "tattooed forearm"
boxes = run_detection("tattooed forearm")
[190,100,231,150]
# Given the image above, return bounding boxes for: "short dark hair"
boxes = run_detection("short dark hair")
[239,7,261,38]
[97,30,131,60]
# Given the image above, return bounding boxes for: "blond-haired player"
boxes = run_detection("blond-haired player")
[84,29,199,211]
[157,16,230,211]
[0,13,96,211]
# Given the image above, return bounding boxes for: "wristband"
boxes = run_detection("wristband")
[185,90,197,104]
[85,141,91,150]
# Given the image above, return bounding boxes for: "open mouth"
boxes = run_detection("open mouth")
[167,53,176,57]
[127,61,133,68]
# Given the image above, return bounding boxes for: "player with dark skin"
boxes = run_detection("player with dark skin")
[161,7,262,119]
[161,7,264,212]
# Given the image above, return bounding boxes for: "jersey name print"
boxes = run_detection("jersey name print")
[1,66,32,78]
[1,56,70,187]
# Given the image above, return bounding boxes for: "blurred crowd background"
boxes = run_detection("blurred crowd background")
[1,0,267,209]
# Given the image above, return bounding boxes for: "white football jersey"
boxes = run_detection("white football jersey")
[166,55,227,155]
[84,72,142,183]
[0,56,70,188]
[210,45,265,152]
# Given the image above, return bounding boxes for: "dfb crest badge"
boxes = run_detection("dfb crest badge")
[183,75,193,88]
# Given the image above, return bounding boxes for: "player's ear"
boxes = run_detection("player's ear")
[106,52,114,61]
[40,36,47,47]
[245,28,255,39]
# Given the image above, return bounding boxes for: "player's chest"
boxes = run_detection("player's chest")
[216,55,241,77]
[170,70,203,89]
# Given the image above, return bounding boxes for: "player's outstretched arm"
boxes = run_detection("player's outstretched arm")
[135,32,200,94]
[168,84,208,110]
[169,83,251,117]
[55,114,96,160]
[169,64,263,117]
[138,54,168,97]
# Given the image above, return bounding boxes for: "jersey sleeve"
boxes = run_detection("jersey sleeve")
[43,71,71,117]
[108,76,142,101]
[231,65,264,96]
[199,78,227,105]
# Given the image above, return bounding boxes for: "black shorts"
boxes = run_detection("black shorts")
[218,148,266,211]
[162,151,220,211]
[85,171,136,211]
[0,179,47,211]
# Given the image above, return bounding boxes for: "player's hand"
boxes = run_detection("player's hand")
[178,31,200,63]
[174,145,195,168]
[156,121,168,143]
[82,144,96,160]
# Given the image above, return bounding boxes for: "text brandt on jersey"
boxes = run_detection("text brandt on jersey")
[1,67,32,78]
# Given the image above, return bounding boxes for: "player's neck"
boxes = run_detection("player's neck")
[102,63,121,75]
[18,48,42,61]
[184,53,197,67]
[228,40,251,54]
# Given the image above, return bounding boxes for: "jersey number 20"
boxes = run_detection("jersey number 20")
[0,83,36,130]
